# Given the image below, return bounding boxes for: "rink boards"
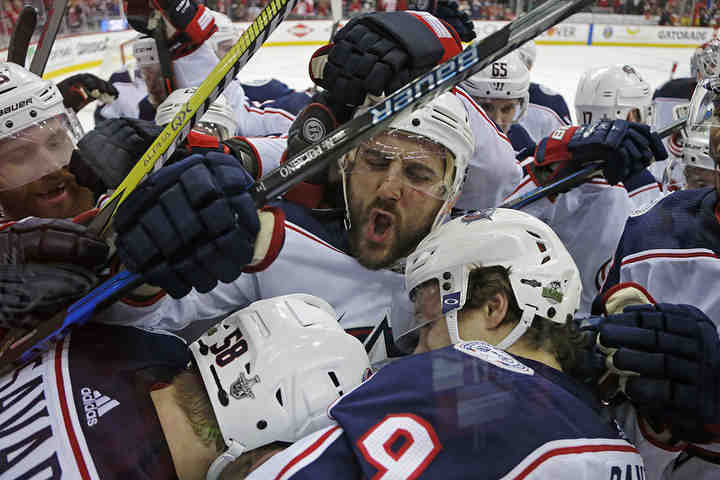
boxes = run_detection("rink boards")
[0,19,715,82]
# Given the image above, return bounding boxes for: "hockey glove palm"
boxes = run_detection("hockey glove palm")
[581,303,720,444]
[531,120,668,186]
[114,152,284,299]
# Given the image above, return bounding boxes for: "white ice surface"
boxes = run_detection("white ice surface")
[74,44,696,133]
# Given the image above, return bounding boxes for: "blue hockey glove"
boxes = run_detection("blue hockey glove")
[531,120,668,186]
[309,11,463,109]
[114,152,283,299]
[580,303,720,444]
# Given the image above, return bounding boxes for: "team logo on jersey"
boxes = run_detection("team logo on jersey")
[229,372,261,400]
[455,341,534,375]
[80,387,120,426]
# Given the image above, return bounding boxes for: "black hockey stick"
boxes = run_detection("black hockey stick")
[29,0,69,75]
[150,13,176,96]
[0,0,592,373]
[501,117,688,210]
[7,6,38,66]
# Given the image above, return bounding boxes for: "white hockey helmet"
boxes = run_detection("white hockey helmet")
[133,36,160,67]
[0,62,84,191]
[155,87,237,140]
[460,51,530,121]
[340,92,474,231]
[691,39,720,80]
[393,208,581,353]
[190,294,370,480]
[666,78,720,189]
[575,64,653,125]
[207,9,238,59]
[518,40,537,71]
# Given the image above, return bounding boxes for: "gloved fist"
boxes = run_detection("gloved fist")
[580,303,720,444]
[125,0,216,59]
[57,73,119,112]
[531,120,668,186]
[286,92,341,159]
[114,152,285,299]
[0,217,109,269]
[152,0,217,59]
[310,11,462,110]
[72,118,165,198]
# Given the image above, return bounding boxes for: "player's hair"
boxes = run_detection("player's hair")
[465,265,585,374]
[172,368,285,478]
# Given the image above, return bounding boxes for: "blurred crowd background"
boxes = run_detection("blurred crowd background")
[2,0,718,49]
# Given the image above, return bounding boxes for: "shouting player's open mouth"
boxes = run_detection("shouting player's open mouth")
[366,208,395,244]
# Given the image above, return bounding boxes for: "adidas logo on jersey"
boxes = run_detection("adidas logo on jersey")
[80,387,120,427]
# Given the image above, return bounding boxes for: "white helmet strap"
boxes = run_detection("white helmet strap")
[206,439,247,480]
[495,307,537,351]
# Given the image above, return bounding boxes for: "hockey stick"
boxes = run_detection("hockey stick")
[88,0,299,237]
[29,0,69,75]
[150,12,176,96]
[501,117,688,210]
[7,6,38,66]
[0,0,592,372]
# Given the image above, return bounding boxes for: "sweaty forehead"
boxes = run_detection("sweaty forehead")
[366,130,449,172]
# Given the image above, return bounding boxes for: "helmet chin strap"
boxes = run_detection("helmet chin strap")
[206,440,246,480]
[446,305,537,352]
[495,307,537,351]
[339,155,352,231]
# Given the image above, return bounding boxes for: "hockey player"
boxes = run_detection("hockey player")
[574,64,663,207]
[459,51,538,159]
[155,88,238,141]
[516,39,573,139]
[0,62,95,220]
[102,92,474,366]
[0,294,370,479]
[302,11,522,211]
[651,40,720,187]
[652,39,720,133]
[247,209,646,479]
[596,78,720,479]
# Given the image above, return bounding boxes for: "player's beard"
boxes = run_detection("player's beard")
[346,182,436,271]
[0,168,95,220]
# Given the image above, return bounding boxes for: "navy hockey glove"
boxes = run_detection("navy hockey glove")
[531,120,668,186]
[581,304,720,444]
[72,118,165,198]
[114,152,284,299]
[309,11,462,110]
[57,73,119,113]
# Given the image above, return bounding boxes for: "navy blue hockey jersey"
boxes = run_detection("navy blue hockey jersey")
[0,324,189,479]
[249,341,643,479]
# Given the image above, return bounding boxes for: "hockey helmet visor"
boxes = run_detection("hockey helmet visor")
[0,113,80,191]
